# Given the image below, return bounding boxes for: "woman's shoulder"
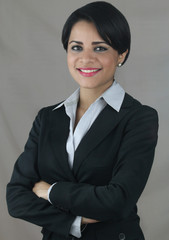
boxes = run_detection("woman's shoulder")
[36,101,64,119]
[124,92,157,109]
[123,92,158,120]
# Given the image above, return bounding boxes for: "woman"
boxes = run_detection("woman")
[6,2,158,240]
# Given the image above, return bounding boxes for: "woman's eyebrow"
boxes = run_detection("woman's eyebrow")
[92,41,107,45]
[69,41,107,45]
[69,41,83,45]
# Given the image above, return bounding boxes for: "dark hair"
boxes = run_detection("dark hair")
[62,1,131,65]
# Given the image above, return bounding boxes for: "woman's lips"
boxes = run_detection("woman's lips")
[77,68,101,77]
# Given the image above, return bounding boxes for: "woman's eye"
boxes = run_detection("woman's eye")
[94,46,107,52]
[71,45,83,52]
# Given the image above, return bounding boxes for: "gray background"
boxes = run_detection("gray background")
[0,0,169,239]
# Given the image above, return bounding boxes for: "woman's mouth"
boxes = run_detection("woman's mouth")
[77,68,101,77]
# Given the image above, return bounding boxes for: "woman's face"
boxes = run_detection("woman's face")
[67,21,126,92]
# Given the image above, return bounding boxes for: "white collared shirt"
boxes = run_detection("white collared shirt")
[50,80,125,238]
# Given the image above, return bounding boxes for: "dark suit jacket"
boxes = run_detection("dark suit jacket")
[6,93,158,240]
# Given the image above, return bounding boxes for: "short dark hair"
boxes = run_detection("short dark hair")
[62,1,131,65]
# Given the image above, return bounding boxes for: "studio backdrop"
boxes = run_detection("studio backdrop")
[0,0,169,239]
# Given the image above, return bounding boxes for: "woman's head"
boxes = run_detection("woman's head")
[62,1,131,65]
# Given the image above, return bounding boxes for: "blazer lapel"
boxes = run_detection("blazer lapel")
[49,107,76,182]
[73,93,134,174]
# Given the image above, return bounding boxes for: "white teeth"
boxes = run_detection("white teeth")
[80,69,100,73]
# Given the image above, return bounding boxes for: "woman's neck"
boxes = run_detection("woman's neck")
[78,83,112,110]
[74,88,102,130]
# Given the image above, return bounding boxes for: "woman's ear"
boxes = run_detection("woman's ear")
[117,49,128,66]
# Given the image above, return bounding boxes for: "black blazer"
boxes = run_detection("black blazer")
[6,93,158,240]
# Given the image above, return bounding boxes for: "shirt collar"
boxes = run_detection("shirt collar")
[101,80,125,112]
[52,88,80,110]
[53,81,125,112]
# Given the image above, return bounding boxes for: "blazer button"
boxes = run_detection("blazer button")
[119,233,125,240]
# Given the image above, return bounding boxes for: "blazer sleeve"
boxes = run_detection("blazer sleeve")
[49,106,159,222]
[6,108,75,238]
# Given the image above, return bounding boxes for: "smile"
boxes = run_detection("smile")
[77,68,101,77]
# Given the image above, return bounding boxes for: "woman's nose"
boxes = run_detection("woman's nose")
[80,50,95,63]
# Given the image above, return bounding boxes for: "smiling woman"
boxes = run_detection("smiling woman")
[67,21,127,95]
[62,1,131,64]
[6,2,158,240]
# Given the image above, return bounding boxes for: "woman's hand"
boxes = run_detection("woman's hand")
[32,181,51,200]
[33,181,99,225]
[81,217,99,225]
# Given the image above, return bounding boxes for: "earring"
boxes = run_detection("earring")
[118,63,122,67]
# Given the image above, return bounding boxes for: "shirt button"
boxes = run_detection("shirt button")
[119,233,126,240]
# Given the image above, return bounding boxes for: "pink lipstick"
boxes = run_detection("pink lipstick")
[77,68,101,77]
